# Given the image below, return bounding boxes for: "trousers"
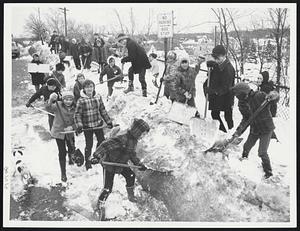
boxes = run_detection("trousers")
[128,66,147,90]
[211,109,233,132]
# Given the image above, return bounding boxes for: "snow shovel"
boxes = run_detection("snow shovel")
[59,124,120,134]
[204,98,271,154]
[167,99,198,125]
[190,67,218,141]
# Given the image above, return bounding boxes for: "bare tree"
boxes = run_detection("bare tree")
[268,8,289,89]
[129,8,135,36]
[113,9,125,33]
[146,9,154,36]
[24,8,46,40]
[45,8,64,35]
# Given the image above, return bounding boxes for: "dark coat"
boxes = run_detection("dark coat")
[60,40,69,53]
[99,64,122,83]
[204,58,235,111]
[259,79,277,117]
[73,80,83,103]
[122,38,151,73]
[27,85,61,106]
[69,43,80,59]
[79,44,93,57]
[237,90,275,134]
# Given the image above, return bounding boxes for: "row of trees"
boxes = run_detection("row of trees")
[211,8,289,89]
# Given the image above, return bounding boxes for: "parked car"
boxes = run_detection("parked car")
[12,41,20,58]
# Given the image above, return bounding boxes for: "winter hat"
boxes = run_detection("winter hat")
[129,118,150,139]
[261,71,269,83]
[46,78,58,86]
[180,56,190,64]
[32,53,39,58]
[108,57,115,63]
[116,33,129,42]
[167,51,177,60]
[82,79,95,89]
[149,53,157,59]
[56,63,65,71]
[58,51,66,60]
[230,82,251,96]
[212,45,226,58]
[61,90,74,100]
[76,73,85,80]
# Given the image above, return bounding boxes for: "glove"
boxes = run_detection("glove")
[99,78,104,84]
[266,91,279,102]
[106,123,113,129]
[184,91,192,99]
[49,92,58,102]
[64,126,73,131]
[75,126,83,135]
[26,102,32,108]
[206,60,218,68]
[90,157,100,165]
[139,164,147,171]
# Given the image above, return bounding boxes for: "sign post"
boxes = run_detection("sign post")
[158,12,173,66]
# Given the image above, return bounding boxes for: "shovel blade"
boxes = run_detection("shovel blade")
[189,117,218,142]
[167,102,197,125]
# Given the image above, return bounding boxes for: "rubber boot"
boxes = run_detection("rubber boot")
[126,186,137,202]
[142,89,147,97]
[94,200,106,221]
[59,158,67,182]
[261,155,273,179]
[124,81,134,94]
[239,151,249,161]
[85,149,92,171]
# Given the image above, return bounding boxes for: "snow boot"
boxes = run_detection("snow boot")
[261,155,273,179]
[239,151,249,161]
[126,186,137,202]
[142,89,147,97]
[85,150,92,171]
[94,200,106,221]
[124,81,134,94]
[59,158,67,182]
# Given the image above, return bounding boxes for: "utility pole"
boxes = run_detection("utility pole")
[37,8,44,45]
[59,7,69,37]
[214,26,217,46]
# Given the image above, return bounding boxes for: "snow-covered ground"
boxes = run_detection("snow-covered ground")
[9,44,292,223]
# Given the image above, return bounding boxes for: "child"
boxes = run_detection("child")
[46,91,76,182]
[148,53,160,87]
[90,118,149,220]
[99,57,122,98]
[230,82,279,179]
[174,57,204,107]
[26,78,61,130]
[44,63,66,91]
[74,79,113,171]
[73,73,85,103]
[162,51,178,101]
[29,53,45,93]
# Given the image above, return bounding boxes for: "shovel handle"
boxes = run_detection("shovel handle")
[101,161,142,169]
[60,124,119,134]
[31,105,55,116]
[204,67,211,118]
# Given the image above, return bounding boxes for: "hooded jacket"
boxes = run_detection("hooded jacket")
[74,90,112,128]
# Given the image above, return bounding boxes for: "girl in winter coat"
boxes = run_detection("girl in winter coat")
[29,53,45,92]
[163,51,179,101]
[91,118,149,220]
[174,57,203,107]
[44,63,66,91]
[46,91,77,182]
[74,79,113,171]
[73,73,85,103]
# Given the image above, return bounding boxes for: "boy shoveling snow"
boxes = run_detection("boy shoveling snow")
[231,82,279,179]
[90,118,149,220]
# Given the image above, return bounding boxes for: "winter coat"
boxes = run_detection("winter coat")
[44,71,66,90]
[174,64,200,103]
[79,44,93,57]
[73,80,83,103]
[99,64,122,83]
[204,58,235,111]
[121,38,151,74]
[60,40,69,54]
[150,59,159,76]
[69,43,80,59]
[29,59,45,84]
[259,77,277,117]
[50,34,59,46]
[46,101,76,140]
[93,130,143,173]
[164,60,179,100]
[74,90,112,129]
[237,90,276,134]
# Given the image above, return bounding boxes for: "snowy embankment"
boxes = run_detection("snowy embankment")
[10,44,291,222]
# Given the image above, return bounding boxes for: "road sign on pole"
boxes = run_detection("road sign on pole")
[157,12,173,38]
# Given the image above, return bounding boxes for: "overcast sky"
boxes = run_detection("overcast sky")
[8,3,292,37]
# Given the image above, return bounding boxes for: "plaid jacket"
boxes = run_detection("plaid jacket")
[237,90,275,134]
[93,131,142,173]
[74,90,112,128]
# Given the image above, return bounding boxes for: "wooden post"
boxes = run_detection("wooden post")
[164,38,168,68]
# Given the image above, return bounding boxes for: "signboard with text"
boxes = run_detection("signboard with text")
[157,12,173,38]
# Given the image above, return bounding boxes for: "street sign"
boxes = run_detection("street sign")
[157,12,173,38]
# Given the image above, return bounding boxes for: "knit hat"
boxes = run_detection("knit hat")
[261,71,269,83]
[212,45,226,58]
[76,73,85,80]
[180,56,190,63]
[116,33,129,42]
[129,118,150,139]
[61,90,74,100]
[46,78,58,86]
[230,82,251,96]
[108,57,115,63]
